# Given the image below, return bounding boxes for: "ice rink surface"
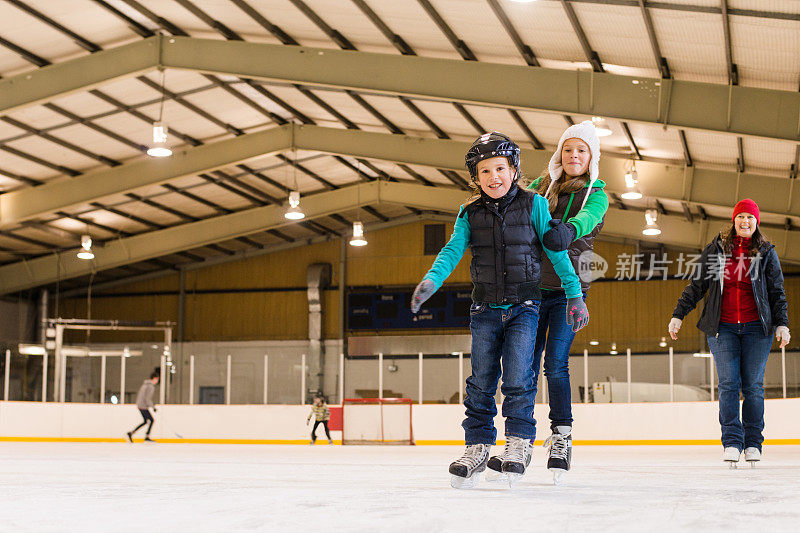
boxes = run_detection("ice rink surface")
[2,442,799,532]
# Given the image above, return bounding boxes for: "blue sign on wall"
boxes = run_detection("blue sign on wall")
[348,288,473,330]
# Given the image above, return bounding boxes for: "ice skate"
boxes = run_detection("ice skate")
[543,426,572,485]
[744,447,761,468]
[723,447,741,468]
[125,432,133,443]
[449,444,490,489]
[499,436,533,488]
[484,454,506,483]
[144,436,155,443]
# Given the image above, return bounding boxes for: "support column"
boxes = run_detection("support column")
[100,355,106,404]
[583,349,588,404]
[626,348,632,403]
[226,354,232,405]
[120,349,126,405]
[669,347,674,402]
[189,355,195,405]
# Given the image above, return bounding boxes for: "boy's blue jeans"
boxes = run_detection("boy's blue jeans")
[463,300,540,445]
[532,291,585,430]
[707,321,773,452]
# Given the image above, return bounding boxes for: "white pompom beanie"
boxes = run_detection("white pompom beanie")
[545,120,601,210]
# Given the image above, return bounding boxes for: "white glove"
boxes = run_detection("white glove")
[775,326,790,348]
[668,317,682,340]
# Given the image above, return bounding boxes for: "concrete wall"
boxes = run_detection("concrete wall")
[2,399,799,444]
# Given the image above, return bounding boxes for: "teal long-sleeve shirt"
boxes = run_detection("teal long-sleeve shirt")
[422,194,582,302]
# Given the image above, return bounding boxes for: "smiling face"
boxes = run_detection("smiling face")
[734,212,757,238]
[476,156,514,199]
[561,138,591,177]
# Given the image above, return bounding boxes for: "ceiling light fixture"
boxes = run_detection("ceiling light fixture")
[284,149,305,220]
[350,171,368,247]
[591,116,613,137]
[77,234,94,260]
[621,162,643,200]
[147,70,172,157]
[642,209,662,236]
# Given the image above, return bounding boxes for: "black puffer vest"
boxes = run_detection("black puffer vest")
[540,185,605,292]
[462,185,543,304]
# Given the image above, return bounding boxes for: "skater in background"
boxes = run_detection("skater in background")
[307,394,332,445]
[411,132,589,489]
[126,369,159,443]
[668,199,790,467]
[528,120,608,484]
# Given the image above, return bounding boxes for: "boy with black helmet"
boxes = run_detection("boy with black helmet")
[411,132,589,489]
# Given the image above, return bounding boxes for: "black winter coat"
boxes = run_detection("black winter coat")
[672,235,789,337]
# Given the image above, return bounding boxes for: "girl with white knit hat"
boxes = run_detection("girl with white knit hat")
[527,120,609,484]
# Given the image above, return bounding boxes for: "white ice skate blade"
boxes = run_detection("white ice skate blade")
[484,469,508,483]
[507,472,524,489]
[550,469,566,485]
[726,461,738,469]
[747,460,758,468]
[450,473,480,489]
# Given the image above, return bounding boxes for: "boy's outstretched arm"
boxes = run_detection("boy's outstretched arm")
[412,206,471,313]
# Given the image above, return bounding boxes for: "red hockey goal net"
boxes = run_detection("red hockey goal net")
[341,398,414,445]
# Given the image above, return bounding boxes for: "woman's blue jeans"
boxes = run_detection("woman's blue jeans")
[707,321,773,451]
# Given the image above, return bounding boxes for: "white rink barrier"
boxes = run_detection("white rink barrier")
[1,399,799,444]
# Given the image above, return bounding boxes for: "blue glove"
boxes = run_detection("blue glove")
[542,219,577,251]
[411,279,436,314]
[565,297,589,333]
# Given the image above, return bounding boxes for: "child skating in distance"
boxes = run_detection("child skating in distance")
[411,132,589,489]
[307,395,332,445]
[126,370,159,443]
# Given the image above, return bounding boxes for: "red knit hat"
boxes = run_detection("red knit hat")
[732,198,760,225]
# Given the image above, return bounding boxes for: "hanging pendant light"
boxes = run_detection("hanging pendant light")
[642,209,662,236]
[591,116,613,137]
[147,70,172,157]
[350,220,367,247]
[284,150,305,220]
[621,166,642,200]
[77,234,94,260]
[147,121,172,157]
[284,190,305,220]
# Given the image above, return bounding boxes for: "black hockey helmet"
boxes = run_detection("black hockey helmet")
[464,132,520,181]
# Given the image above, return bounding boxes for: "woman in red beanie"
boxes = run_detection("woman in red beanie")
[668,198,790,467]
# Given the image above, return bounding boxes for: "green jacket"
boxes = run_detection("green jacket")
[527,177,608,239]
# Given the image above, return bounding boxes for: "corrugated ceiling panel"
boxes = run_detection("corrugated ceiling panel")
[625,123,685,162]
[359,94,440,137]
[425,0,525,65]
[362,0,465,60]
[682,129,738,167]
[47,123,142,162]
[571,3,657,70]
[300,0,399,54]
[730,15,800,91]
[740,137,797,174]
[504,0,585,63]
[5,105,73,130]
[0,1,86,66]
[730,0,800,14]
[651,8,729,85]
